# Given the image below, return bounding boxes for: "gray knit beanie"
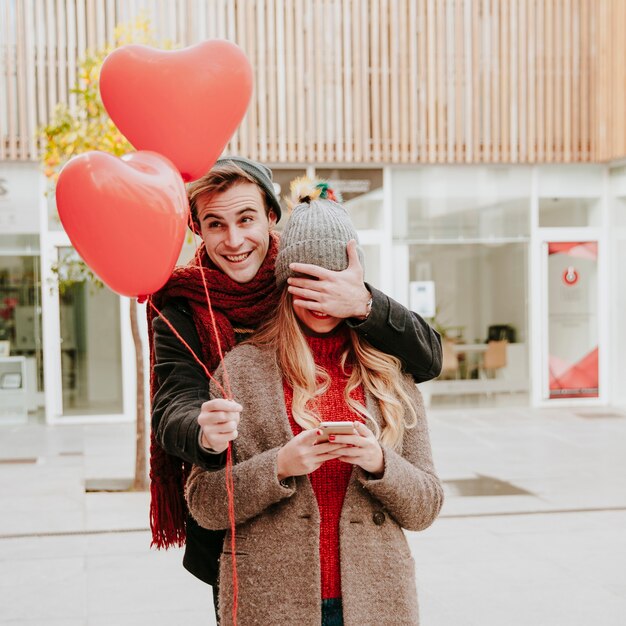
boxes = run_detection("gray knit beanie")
[214,155,282,221]
[275,187,365,286]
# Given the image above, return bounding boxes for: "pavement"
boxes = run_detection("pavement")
[1,403,626,625]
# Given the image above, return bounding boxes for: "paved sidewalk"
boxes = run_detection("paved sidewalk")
[1,404,625,625]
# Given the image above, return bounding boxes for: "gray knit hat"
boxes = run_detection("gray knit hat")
[189,155,282,231]
[215,156,282,221]
[275,184,364,286]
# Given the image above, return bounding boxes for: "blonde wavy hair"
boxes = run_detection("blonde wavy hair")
[251,290,418,449]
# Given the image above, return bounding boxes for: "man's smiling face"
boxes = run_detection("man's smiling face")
[196,182,277,283]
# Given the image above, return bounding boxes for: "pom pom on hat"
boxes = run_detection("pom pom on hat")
[287,176,343,210]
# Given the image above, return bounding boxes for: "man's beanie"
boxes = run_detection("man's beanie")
[214,155,282,221]
[275,177,364,286]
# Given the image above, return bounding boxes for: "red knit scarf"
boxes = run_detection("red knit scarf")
[147,232,281,549]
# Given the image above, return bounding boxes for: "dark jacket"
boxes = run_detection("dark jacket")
[151,284,442,584]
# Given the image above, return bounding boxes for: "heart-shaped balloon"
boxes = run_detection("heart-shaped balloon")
[55,151,189,298]
[100,40,253,182]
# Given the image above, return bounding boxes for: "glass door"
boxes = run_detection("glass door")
[57,247,124,416]
[543,240,600,400]
[48,246,125,418]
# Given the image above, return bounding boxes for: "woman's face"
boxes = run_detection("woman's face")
[292,302,343,334]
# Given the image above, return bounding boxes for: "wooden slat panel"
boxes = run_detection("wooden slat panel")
[283,0,295,163]
[408,0,418,161]
[435,0,445,163]
[34,0,47,148]
[445,0,455,163]
[16,0,28,159]
[527,0,536,162]
[469,0,479,162]
[0,1,9,160]
[24,0,37,157]
[426,0,436,162]
[330,0,342,162]
[570,0,580,160]
[490,0,499,162]
[266,0,277,163]
[545,0,554,161]
[389,0,399,162]
[380,0,390,162]
[359,0,370,161]
[516,0,525,163]
[454,0,464,163]
[294,0,305,162]
[369,0,379,161]
[2,0,626,163]
[341,0,352,162]
[66,0,77,111]
[481,0,490,162]
[563,0,572,161]
[500,0,509,162]
[418,0,427,161]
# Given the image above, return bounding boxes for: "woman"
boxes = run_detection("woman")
[185,180,444,626]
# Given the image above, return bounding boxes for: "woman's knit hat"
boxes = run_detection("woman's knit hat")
[275,177,365,286]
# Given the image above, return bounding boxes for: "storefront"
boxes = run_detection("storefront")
[319,163,616,409]
[0,161,622,422]
[0,162,133,424]
[0,163,45,422]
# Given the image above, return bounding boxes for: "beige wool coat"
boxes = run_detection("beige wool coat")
[185,343,444,626]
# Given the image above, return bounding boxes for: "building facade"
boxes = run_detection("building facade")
[1,0,625,422]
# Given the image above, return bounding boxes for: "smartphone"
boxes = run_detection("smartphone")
[315,421,356,443]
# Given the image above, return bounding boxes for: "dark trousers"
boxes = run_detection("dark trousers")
[211,581,220,625]
[321,598,344,626]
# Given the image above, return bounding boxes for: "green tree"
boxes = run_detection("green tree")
[39,17,174,491]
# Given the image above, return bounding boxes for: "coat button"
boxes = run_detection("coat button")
[373,511,385,526]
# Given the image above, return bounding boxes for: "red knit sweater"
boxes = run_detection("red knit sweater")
[283,329,365,600]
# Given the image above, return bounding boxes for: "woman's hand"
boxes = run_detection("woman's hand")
[329,422,384,476]
[197,398,242,453]
[276,429,349,481]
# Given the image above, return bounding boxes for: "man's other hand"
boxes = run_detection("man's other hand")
[197,398,242,453]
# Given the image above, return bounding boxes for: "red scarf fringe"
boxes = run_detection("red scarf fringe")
[147,234,280,549]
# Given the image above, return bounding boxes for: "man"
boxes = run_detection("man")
[149,156,442,610]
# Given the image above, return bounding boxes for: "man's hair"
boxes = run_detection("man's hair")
[187,163,273,231]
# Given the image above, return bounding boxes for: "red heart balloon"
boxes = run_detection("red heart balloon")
[55,151,189,298]
[100,40,253,182]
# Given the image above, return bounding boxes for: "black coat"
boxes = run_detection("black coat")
[151,284,442,585]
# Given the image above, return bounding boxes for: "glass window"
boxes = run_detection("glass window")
[0,254,44,407]
[539,198,601,228]
[392,167,531,240]
[537,165,603,227]
[409,241,529,406]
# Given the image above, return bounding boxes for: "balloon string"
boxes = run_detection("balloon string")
[189,221,233,401]
[226,443,238,622]
[189,218,238,626]
[147,299,227,399]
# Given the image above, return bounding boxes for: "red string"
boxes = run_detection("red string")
[188,217,238,626]
[190,220,233,401]
[147,299,226,399]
